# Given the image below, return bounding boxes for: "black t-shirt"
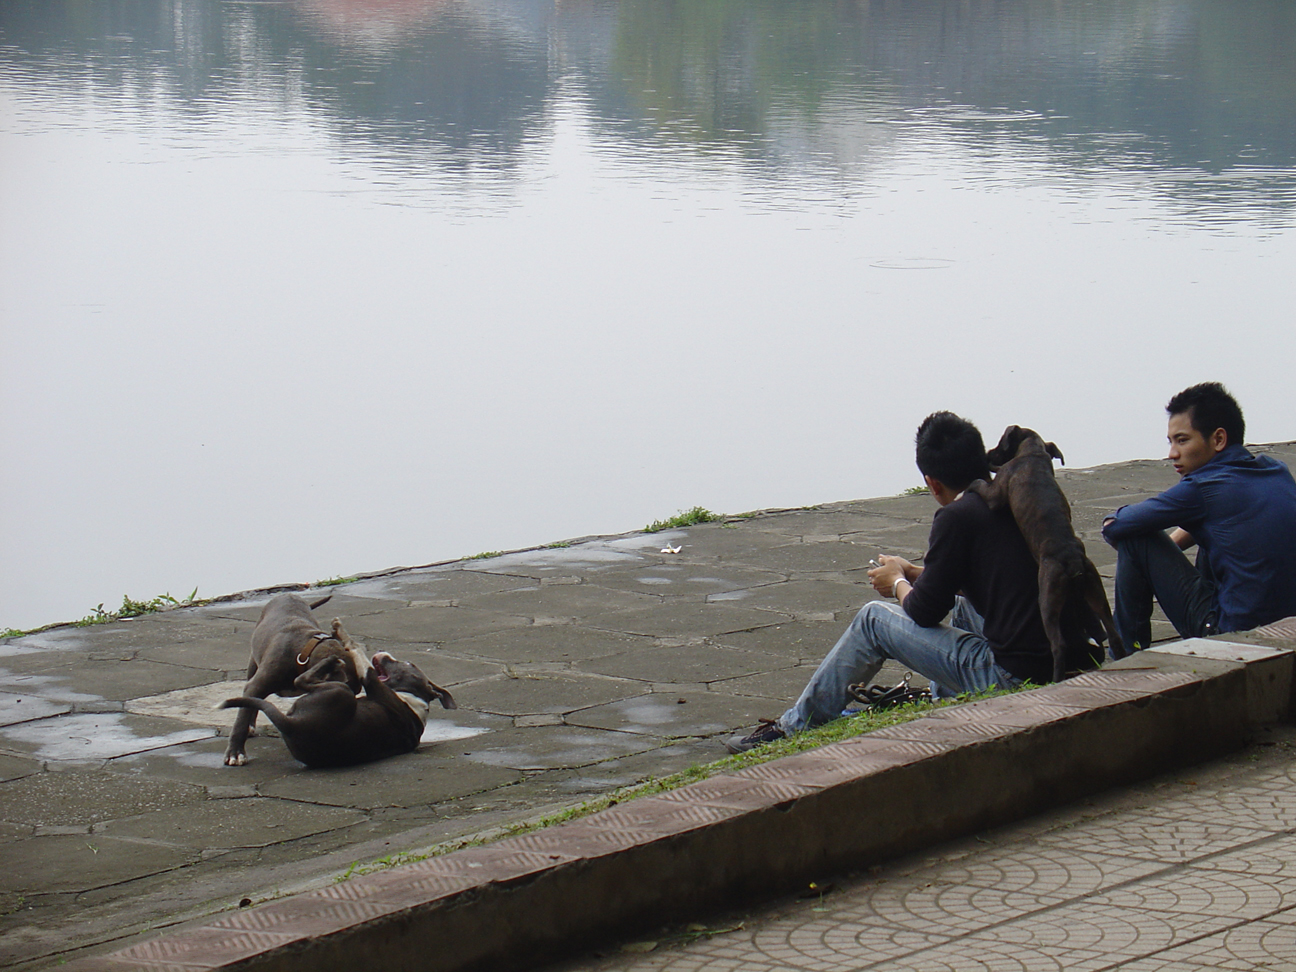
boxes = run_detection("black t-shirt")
[902,491,1053,683]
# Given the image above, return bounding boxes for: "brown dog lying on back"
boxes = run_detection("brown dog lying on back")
[966,426,1122,682]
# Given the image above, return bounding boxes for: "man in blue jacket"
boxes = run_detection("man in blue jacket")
[1102,382,1296,654]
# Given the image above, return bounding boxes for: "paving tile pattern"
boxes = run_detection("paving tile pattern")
[552,731,1296,972]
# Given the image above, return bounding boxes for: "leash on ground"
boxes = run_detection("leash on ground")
[847,671,931,710]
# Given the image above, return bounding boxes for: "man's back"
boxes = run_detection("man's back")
[904,492,1055,683]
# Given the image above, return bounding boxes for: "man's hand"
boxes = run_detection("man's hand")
[1170,527,1196,549]
[868,555,917,598]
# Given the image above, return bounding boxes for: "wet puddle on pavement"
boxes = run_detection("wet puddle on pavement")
[0,712,213,761]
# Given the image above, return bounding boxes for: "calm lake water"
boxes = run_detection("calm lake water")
[2,0,1294,630]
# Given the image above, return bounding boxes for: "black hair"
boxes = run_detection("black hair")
[914,412,990,492]
[1166,382,1245,447]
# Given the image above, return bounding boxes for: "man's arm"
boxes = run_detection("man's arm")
[870,556,922,603]
[896,509,964,626]
[1102,479,1205,545]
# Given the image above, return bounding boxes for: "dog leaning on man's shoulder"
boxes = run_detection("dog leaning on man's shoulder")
[223,592,371,766]
[219,649,457,769]
[965,424,1123,683]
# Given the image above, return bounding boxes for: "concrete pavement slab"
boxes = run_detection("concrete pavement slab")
[714,662,836,701]
[706,577,876,616]
[460,670,647,717]
[460,584,661,617]
[458,724,662,771]
[584,602,789,639]
[0,712,215,762]
[0,692,72,726]
[3,834,198,894]
[444,625,652,665]
[258,757,522,809]
[579,642,791,684]
[565,690,778,737]
[0,754,38,782]
[713,618,856,660]
[98,799,368,849]
[582,564,788,598]
[343,603,534,643]
[2,769,200,828]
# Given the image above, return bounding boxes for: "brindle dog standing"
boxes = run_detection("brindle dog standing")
[966,426,1123,682]
[223,593,366,766]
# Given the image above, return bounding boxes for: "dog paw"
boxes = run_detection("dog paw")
[223,752,248,767]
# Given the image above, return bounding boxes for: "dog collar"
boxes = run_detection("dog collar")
[296,633,331,668]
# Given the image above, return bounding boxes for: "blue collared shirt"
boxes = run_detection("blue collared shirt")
[1103,444,1296,633]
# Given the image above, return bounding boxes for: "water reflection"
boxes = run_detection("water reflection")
[1,0,1293,630]
[3,0,1293,216]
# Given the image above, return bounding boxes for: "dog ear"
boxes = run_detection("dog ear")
[986,426,1016,468]
[432,683,458,710]
[1046,442,1065,464]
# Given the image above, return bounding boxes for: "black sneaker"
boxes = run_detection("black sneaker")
[724,719,786,754]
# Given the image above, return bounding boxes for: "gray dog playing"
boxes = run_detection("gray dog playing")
[220,649,456,768]
[224,593,371,766]
[966,425,1122,681]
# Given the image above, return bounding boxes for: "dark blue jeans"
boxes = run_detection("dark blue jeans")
[1111,530,1218,655]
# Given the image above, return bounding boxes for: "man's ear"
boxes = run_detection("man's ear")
[1210,427,1229,453]
[924,474,951,500]
[924,474,958,504]
[1046,442,1065,464]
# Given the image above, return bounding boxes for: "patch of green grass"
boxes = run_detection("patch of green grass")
[316,575,357,587]
[645,506,720,533]
[73,589,202,627]
[901,485,929,496]
[464,550,502,561]
[334,684,1027,881]
[543,541,572,549]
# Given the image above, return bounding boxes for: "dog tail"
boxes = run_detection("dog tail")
[218,697,293,733]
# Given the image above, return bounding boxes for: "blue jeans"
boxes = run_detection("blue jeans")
[1111,530,1218,655]
[777,597,1021,733]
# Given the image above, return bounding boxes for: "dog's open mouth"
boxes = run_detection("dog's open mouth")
[371,652,393,681]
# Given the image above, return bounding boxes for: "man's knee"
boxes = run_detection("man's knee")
[855,598,902,632]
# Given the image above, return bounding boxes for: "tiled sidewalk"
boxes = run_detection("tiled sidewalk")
[550,728,1296,972]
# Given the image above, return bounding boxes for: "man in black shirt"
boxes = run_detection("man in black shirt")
[726,412,1056,753]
